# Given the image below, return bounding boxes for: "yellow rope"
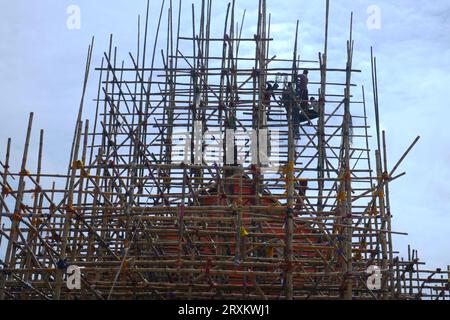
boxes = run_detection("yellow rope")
[19,169,30,177]
[360,240,367,249]
[337,191,346,202]
[373,189,385,198]
[73,160,84,170]
[288,161,295,172]
[81,170,90,178]
[340,170,351,182]
[240,226,249,238]
[371,206,379,216]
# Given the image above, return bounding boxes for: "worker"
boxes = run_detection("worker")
[296,70,309,110]
[282,82,301,139]
[193,84,202,109]
[310,97,319,113]
[264,81,279,120]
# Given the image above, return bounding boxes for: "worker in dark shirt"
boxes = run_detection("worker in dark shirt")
[296,70,309,110]
[282,82,301,139]
[264,81,279,120]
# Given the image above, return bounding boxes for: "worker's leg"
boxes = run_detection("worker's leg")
[301,89,309,109]
[266,101,273,120]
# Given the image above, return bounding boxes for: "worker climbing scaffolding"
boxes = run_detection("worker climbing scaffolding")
[276,70,320,140]
[281,82,301,139]
[295,70,320,123]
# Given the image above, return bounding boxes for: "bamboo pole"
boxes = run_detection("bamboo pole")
[54,121,83,300]
[2,113,34,297]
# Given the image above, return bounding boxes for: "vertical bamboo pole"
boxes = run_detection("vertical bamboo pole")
[371,47,381,153]
[285,19,299,302]
[382,131,395,297]
[86,151,103,263]
[3,113,34,283]
[375,150,389,299]
[0,138,11,249]
[408,245,413,295]
[317,0,330,213]
[54,121,83,300]
[71,120,89,262]
[401,257,407,295]
[66,40,94,191]
[24,130,44,282]
[444,265,450,299]
[0,138,11,300]
[341,13,354,301]
[361,86,374,258]
[395,258,401,297]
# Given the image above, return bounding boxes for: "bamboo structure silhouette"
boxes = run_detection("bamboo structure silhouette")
[0,0,449,300]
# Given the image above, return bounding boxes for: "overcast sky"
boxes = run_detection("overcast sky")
[0,0,449,270]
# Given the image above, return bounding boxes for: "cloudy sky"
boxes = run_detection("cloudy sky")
[0,0,449,270]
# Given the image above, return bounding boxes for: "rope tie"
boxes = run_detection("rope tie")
[240,226,249,238]
[12,211,22,222]
[66,205,77,215]
[73,160,84,170]
[80,169,90,179]
[341,170,352,182]
[1,186,12,197]
[19,169,30,177]
[337,191,347,202]
[371,205,379,216]
[288,161,295,173]
[31,217,42,228]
